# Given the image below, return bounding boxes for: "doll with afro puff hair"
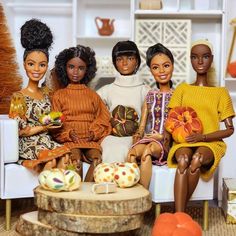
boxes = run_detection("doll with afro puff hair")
[9,18,71,172]
[51,45,112,181]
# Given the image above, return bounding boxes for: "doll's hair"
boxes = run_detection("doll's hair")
[54,45,97,86]
[146,43,174,88]
[191,39,217,86]
[112,40,141,73]
[21,18,53,61]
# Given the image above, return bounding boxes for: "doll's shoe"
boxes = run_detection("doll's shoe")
[92,182,117,194]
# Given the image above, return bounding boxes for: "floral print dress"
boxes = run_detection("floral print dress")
[9,87,70,169]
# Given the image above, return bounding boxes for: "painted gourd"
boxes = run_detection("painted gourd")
[152,212,202,236]
[38,168,81,192]
[94,162,140,188]
[165,106,203,143]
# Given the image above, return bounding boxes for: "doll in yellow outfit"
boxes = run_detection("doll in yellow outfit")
[167,39,235,212]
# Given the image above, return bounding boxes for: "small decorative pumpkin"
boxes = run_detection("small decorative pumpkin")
[165,106,203,143]
[227,61,236,78]
[94,162,140,188]
[152,212,202,236]
[94,163,115,183]
[38,168,81,192]
[113,162,140,188]
[111,105,139,137]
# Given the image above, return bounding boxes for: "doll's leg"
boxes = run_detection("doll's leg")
[126,144,146,163]
[69,148,83,178]
[187,146,214,201]
[57,153,70,169]
[43,158,57,170]
[83,148,102,182]
[140,142,162,189]
[174,147,193,212]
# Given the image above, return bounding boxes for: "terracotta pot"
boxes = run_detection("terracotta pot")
[95,17,115,36]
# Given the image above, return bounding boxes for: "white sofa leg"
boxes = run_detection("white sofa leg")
[5,199,11,230]
[155,203,161,218]
[203,200,209,231]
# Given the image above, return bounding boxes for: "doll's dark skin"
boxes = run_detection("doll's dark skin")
[174,44,234,212]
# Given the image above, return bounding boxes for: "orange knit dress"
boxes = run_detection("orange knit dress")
[51,84,112,152]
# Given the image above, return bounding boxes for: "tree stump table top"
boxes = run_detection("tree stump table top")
[34,182,152,216]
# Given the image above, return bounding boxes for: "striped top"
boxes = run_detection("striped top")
[51,84,112,151]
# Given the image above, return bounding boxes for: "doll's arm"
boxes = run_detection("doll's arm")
[132,101,148,144]
[186,117,234,143]
[89,97,112,141]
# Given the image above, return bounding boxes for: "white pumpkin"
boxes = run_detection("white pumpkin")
[64,169,81,191]
[94,163,115,183]
[113,162,140,188]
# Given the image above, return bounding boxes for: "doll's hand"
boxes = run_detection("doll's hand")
[46,123,62,133]
[186,133,205,143]
[87,131,94,142]
[132,132,143,144]
[144,131,163,141]
[69,130,80,143]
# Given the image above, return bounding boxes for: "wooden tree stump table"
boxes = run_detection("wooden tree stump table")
[16,182,152,235]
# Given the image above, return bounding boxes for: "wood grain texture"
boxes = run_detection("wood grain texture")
[34,182,152,215]
[38,209,143,233]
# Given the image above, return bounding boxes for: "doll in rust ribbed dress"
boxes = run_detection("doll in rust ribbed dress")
[52,45,112,181]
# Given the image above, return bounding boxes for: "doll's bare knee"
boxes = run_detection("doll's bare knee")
[190,153,202,173]
[176,154,190,174]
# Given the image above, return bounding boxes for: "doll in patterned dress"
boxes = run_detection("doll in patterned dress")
[9,19,70,172]
[127,43,174,189]
[167,39,235,212]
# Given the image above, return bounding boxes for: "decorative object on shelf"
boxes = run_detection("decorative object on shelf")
[95,17,115,36]
[222,178,236,224]
[226,18,236,78]
[38,168,81,192]
[139,0,163,10]
[135,19,191,87]
[94,162,140,188]
[165,106,203,143]
[152,212,202,236]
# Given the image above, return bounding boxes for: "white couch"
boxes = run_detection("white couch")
[0,115,214,231]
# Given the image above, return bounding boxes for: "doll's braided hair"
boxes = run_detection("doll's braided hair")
[21,18,53,61]
[55,45,97,86]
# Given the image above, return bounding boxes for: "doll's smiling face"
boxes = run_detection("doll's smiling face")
[190,44,213,75]
[66,57,87,83]
[150,53,173,85]
[24,51,48,82]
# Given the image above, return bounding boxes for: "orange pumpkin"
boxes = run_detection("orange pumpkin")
[165,106,203,143]
[152,212,202,236]
[227,61,236,78]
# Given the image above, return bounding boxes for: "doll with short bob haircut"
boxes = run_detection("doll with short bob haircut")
[52,45,112,181]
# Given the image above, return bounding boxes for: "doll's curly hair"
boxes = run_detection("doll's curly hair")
[21,18,53,61]
[146,43,174,88]
[55,45,97,86]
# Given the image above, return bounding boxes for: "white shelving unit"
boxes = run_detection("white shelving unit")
[2,0,236,204]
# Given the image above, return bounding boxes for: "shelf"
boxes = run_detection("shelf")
[135,10,223,19]
[76,36,130,40]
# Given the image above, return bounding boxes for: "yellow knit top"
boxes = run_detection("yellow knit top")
[167,83,235,180]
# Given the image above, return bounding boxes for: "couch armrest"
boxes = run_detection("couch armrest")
[0,115,19,163]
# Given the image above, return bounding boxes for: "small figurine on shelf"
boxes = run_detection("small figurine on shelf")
[166,39,235,212]
[127,43,174,189]
[97,40,150,163]
[52,45,112,182]
[95,17,115,36]
[9,19,71,172]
